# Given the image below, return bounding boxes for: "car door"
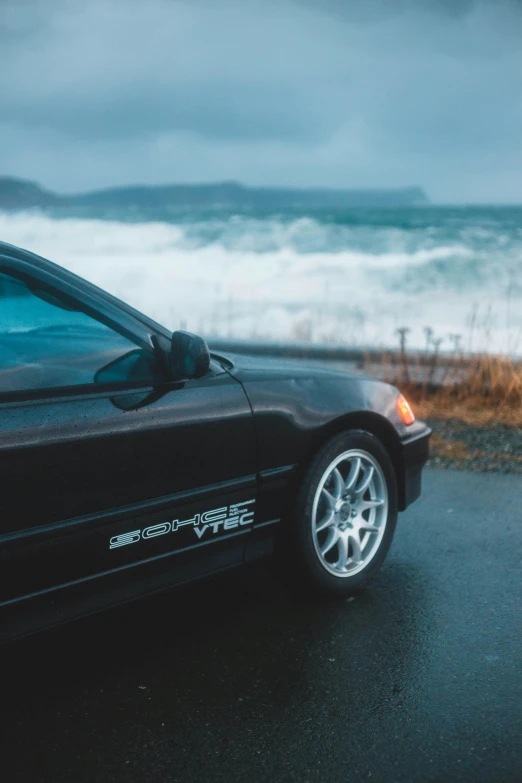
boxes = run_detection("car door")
[0,258,257,610]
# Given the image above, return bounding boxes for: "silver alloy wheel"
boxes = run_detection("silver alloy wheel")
[311,448,389,577]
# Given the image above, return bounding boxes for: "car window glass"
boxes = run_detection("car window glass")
[0,271,161,394]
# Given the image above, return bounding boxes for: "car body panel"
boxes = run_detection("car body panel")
[218,353,429,520]
[0,377,257,603]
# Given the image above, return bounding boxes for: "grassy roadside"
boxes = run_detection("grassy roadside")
[212,334,522,472]
[366,351,522,473]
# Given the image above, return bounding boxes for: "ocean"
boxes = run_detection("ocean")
[1,205,521,354]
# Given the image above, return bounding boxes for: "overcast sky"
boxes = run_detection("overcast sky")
[1,0,521,203]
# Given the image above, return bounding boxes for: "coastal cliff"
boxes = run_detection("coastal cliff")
[0,176,429,211]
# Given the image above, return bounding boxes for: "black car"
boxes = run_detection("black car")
[0,241,430,643]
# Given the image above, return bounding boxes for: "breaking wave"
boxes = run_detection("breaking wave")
[1,206,522,353]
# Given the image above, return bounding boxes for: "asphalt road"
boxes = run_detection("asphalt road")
[1,469,521,783]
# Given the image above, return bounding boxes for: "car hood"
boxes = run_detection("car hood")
[211,349,369,384]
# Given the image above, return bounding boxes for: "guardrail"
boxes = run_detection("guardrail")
[207,338,494,367]
[207,338,521,388]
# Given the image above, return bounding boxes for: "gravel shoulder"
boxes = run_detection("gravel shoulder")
[425,417,522,473]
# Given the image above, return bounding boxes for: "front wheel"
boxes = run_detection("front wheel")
[291,430,398,595]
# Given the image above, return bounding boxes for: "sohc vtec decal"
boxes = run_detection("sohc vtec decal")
[109,499,256,550]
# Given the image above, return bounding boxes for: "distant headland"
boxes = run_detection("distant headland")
[0,176,429,211]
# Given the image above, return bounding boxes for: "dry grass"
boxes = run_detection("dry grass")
[363,336,522,427]
[412,397,522,427]
[413,396,522,427]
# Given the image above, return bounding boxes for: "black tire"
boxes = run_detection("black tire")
[290,429,398,596]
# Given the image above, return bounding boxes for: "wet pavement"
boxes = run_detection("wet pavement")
[1,469,521,783]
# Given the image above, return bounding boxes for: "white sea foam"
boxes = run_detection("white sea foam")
[1,210,521,353]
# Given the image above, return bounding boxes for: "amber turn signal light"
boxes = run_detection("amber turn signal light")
[396,394,415,425]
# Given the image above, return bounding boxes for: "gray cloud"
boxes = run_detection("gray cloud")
[1,0,521,201]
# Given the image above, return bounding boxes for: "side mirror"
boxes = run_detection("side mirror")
[170,331,210,380]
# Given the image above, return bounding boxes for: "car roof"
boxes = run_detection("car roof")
[0,241,171,339]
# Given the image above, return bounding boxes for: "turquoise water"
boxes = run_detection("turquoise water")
[1,205,521,352]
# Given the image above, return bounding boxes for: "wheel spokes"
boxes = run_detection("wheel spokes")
[320,527,339,556]
[355,465,374,496]
[316,509,335,533]
[358,522,380,534]
[335,534,349,570]
[331,468,344,500]
[321,488,336,509]
[360,498,385,511]
[349,533,362,564]
[344,457,361,493]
